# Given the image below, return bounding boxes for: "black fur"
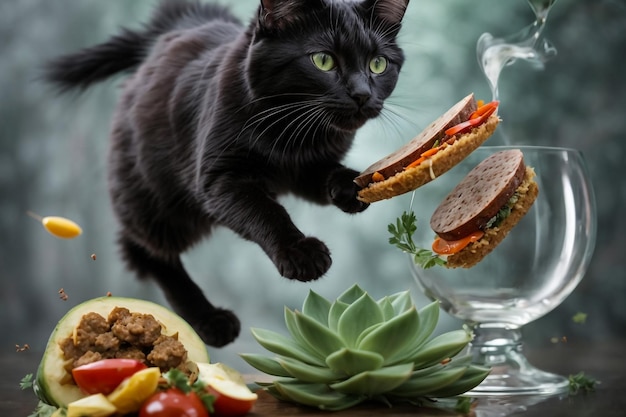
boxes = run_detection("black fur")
[45,0,409,346]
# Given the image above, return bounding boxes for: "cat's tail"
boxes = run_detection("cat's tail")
[43,0,238,91]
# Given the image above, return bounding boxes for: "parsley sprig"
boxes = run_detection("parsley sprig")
[568,372,598,395]
[388,211,446,269]
[163,368,215,412]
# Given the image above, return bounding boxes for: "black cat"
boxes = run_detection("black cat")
[45,0,409,347]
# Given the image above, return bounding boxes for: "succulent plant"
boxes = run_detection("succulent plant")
[241,285,489,411]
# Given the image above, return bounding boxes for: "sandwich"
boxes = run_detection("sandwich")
[389,149,539,268]
[355,93,500,203]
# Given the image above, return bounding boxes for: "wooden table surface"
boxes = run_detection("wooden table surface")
[3,340,624,417]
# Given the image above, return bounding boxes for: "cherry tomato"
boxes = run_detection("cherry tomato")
[71,358,147,395]
[208,386,256,417]
[139,389,209,417]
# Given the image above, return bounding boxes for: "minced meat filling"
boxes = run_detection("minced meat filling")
[59,307,188,380]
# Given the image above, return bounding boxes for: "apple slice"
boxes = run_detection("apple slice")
[196,363,258,417]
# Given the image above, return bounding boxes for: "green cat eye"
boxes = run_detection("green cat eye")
[311,52,336,71]
[369,56,388,74]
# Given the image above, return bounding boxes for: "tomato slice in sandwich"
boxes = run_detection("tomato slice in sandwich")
[432,231,485,255]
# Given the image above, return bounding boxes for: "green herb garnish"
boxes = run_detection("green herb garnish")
[163,368,214,412]
[20,373,34,390]
[27,401,59,417]
[568,372,598,395]
[572,312,588,324]
[388,211,446,269]
[454,396,474,414]
[485,194,519,229]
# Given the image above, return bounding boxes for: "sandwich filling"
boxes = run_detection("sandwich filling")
[437,166,538,268]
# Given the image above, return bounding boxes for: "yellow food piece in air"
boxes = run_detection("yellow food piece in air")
[107,367,160,414]
[67,393,116,417]
[42,216,83,239]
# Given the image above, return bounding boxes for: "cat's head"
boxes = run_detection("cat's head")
[245,0,409,133]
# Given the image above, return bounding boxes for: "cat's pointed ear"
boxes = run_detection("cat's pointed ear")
[364,0,410,26]
[258,0,324,31]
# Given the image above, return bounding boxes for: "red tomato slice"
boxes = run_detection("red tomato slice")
[71,358,147,395]
[445,101,499,137]
[432,231,485,255]
[140,389,209,417]
[208,386,256,417]
[470,100,499,119]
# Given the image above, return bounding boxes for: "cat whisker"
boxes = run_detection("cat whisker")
[276,107,327,162]
[246,101,323,156]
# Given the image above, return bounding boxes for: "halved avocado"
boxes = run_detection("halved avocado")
[35,297,210,408]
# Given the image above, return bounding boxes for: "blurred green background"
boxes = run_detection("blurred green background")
[1,0,625,372]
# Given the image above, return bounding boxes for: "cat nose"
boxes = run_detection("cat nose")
[351,91,371,107]
[348,74,371,107]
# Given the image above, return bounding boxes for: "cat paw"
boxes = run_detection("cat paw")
[193,308,241,347]
[329,168,370,213]
[275,237,332,282]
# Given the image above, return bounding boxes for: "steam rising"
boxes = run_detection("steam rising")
[477,0,559,101]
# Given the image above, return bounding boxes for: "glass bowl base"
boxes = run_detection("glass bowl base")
[465,324,570,396]
[467,347,569,396]
[468,363,569,396]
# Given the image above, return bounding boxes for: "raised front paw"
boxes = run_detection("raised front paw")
[193,308,241,347]
[329,168,370,213]
[274,237,332,282]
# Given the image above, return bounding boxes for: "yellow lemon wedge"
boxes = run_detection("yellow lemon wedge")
[107,367,160,414]
[42,216,83,239]
[67,393,116,417]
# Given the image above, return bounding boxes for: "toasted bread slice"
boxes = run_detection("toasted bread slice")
[357,114,499,203]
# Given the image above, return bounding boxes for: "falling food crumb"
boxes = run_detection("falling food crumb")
[90,253,97,261]
[58,288,69,301]
[106,291,112,297]
[15,344,30,352]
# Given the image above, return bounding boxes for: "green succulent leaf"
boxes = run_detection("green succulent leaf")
[378,296,396,321]
[388,290,413,315]
[278,356,344,383]
[328,300,349,333]
[411,330,473,369]
[284,308,326,361]
[329,363,414,396]
[337,293,384,347]
[337,284,367,304]
[274,381,365,411]
[250,327,326,366]
[294,310,345,357]
[426,365,491,397]
[390,366,467,397]
[325,348,384,375]
[386,300,440,364]
[357,307,419,361]
[302,290,331,326]
[239,354,292,378]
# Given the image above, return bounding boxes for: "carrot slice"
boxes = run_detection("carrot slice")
[421,147,440,158]
[405,156,426,170]
[432,230,485,255]
[371,171,385,182]
[470,100,499,119]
